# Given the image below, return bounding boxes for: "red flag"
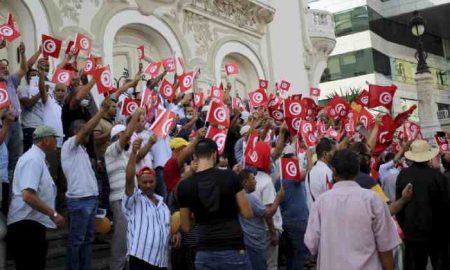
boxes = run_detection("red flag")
[355,90,369,106]
[65,40,80,56]
[373,115,396,156]
[210,84,224,100]
[0,82,11,110]
[300,121,318,147]
[0,23,20,42]
[326,127,344,141]
[159,79,176,102]
[354,107,374,129]
[42,35,62,59]
[178,72,194,93]
[259,79,269,90]
[280,158,302,181]
[368,84,397,110]
[207,100,230,128]
[397,131,405,142]
[279,80,291,92]
[327,95,350,119]
[75,33,92,52]
[268,93,282,109]
[162,57,176,72]
[82,56,100,75]
[435,132,449,152]
[137,45,145,60]
[269,108,284,122]
[286,117,302,135]
[403,122,422,141]
[52,68,74,87]
[150,110,176,138]
[93,66,114,94]
[343,116,356,137]
[225,63,239,75]
[194,92,205,108]
[7,13,19,32]
[249,88,268,108]
[140,88,155,108]
[144,62,162,79]
[232,97,245,111]
[301,98,318,119]
[244,131,260,158]
[310,87,320,97]
[394,105,417,128]
[206,126,228,155]
[317,119,327,135]
[121,98,141,116]
[283,99,303,119]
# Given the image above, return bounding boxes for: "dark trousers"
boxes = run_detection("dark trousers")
[171,246,196,270]
[7,220,47,270]
[22,127,35,153]
[129,256,167,270]
[404,240,443,270]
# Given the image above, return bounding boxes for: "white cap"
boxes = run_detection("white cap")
[111,124,126,139]
[201,105,210,112]
[240,125,250,136]
[240,111,250,122]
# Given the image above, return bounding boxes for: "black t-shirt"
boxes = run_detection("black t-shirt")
[177,168,244,251]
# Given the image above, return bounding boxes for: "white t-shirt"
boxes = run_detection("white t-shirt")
[43,95,64,147]
[253,171,283,231]
[305,160,333,209]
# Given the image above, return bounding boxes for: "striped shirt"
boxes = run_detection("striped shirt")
[105,141,127,202]
[123,189,170,268]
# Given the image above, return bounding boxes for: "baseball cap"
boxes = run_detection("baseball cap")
[240,111,250,122]
[170,137,189,150]
[240,125,250,136]
[33,126,61,140]
[136,167,156,177]
[110,124,126,139]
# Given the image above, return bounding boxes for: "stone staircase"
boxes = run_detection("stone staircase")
[7,229,111,270]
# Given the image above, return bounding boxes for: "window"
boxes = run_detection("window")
[335,6,370,37]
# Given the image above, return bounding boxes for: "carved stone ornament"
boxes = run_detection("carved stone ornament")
[187,0,274,35]
[183,10,216,56]
[57,0,101,23]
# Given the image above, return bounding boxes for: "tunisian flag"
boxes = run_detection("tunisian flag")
[394,105,417,128]
[206,126,228,155]
[280,158,302,181]
[249,88,268,108]
[327,95,350,118]
[206,100,230,128]
[355,90,369,106]
[299,121,318,148]
[435,132,449,152]
[373,115,396,156]
[368,84,397,111]
[120,98,141,116]
[159,79,176,102]
[194,92,204,108]
[403,122,422,141]
[284,99,303,119]
[259,79,269,90]
[75,33,92,52]
[144,62,162,79]
[225,63,239,75]
[137,45,145,60]
[42,35,62,59]
[150,110,176,138]
[93,66,114,94]
[0,81,11,110]
[178,72,194,93]
[52,68,75,87]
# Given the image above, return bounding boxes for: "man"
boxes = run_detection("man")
[61,99,113,270]
[105,108,144,270]
[178,139,253,270]
[19,65,48,151]
[164,131,205,203]
[305,138,335,209]
[250,141,283,270]
[128,114,158,171]
[396,140,447,270]
[238,169,284,270]
[124,138,171,270]
[0,42,27,186]
[7,126,65,270]
[305,149,400,270]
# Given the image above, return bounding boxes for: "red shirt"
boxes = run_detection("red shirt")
[163,157,181,193]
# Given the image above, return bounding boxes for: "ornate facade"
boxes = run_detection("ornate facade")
[0,0,335,101]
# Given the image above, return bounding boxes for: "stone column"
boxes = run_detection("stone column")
[416,72,441,139]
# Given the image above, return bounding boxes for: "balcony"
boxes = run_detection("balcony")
[307,9,336,48]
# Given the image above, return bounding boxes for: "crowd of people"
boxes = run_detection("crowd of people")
[0,34,449,270]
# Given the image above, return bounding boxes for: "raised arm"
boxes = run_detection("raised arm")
[136,134,157,163]
[74,98,111,145]
[112,66,142,99]
[263,186,284,218]
[272,123,287,160]
[26,46,42,69]
[367,115,382,152]
[69,78,96,110]
[38,63,48,104]
[126,138,142,196]
[119,108,145,149]
[176,128,206,168]
[14,42,27,80]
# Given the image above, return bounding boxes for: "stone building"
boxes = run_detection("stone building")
[0,0,335,100]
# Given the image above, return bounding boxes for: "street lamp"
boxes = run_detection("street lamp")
[409,11,430,74]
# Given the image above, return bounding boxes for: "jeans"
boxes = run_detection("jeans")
[66,196,98,270]
[246,245,267,270]
[195,250,247,270]
[22,127,35,152]
[110,200,127,270]
[155,167,167,201]
[266,230,281,270]
[6,121,23,184]
[283,220,308,270]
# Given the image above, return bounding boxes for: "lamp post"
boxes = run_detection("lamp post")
[409,11,430,74]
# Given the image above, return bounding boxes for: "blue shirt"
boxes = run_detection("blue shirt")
[239,193,266,250]
[234,137,244,164]
[7,145,56,228]
[5,74,21,116]
[276,179,309,222]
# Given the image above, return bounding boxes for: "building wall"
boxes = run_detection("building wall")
[0,0,333,102]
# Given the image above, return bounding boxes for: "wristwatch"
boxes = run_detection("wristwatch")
[52,211,58,218]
